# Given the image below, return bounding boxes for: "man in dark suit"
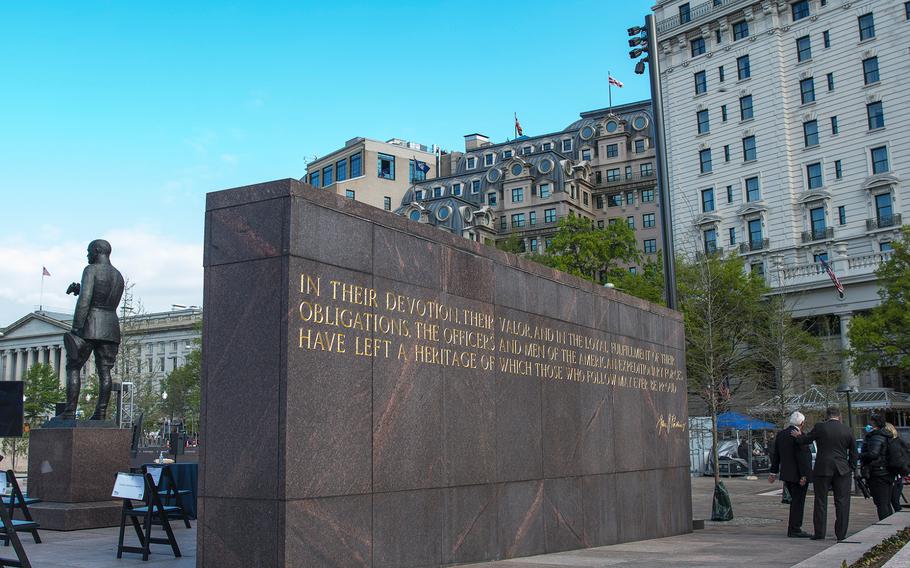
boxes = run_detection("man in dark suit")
[794,406,857,541]
[770,411,813,537]
[60,239,125,421]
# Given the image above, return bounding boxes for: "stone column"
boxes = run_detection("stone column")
[0,350,7,380]
[838,312,858,389]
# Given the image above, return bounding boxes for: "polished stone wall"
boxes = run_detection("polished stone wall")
[200,178,691,567]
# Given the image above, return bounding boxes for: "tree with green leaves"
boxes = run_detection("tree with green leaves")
[848,226,910,373]
[160,345,201,434]
[610,251,666,305]
[495,232,525,255]
[536,215,640,283]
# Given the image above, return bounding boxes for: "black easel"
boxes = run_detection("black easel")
[116,472,181,561]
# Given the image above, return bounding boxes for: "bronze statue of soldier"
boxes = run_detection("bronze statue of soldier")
[59,239,125,421]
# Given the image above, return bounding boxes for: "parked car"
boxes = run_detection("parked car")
[703,440,767,477]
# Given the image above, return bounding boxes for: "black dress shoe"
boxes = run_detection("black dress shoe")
[810,535,825,540]
[788,530,812,538]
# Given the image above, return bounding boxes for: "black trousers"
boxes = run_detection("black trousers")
[892,478,903,512]
[813,473,852,540]
[784,480,808,533]
[869,475,894,520]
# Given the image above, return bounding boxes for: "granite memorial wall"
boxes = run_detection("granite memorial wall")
[200,178,691,567]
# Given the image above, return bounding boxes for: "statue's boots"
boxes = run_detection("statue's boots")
[61,368,81,420]
[88,370,113,421]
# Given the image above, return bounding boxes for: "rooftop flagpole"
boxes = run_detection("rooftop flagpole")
[608,70,613,114]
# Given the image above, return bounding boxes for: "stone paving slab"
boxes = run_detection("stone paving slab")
[792,510,910,568]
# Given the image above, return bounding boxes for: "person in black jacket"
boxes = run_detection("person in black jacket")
[793,406,857,541]
[861,415,894,520]
[769,411,813,537]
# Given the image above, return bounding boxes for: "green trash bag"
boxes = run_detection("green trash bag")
[711,481,734,521]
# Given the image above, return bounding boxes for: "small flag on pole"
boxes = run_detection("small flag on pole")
[42,266,51,277]
[514,113,523,137]
[608,75,624,88]
[414,159,430,174]
[819,258,845,299]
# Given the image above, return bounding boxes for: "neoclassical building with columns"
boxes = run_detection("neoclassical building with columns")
[0,308,202,387]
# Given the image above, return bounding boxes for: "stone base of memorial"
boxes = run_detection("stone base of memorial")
[26,424,130,530]
[200,179,692,567]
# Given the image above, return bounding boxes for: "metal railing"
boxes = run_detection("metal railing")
[866,213,902,230]
[800,227,834,243]
[656,0,745,34]
[739,238,769,253]
[598,171,656,188]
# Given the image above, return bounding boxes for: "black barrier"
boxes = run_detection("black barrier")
[0,383,24,438]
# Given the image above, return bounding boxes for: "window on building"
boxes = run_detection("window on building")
[511,213,525,228]
[742,136,757,161]
[344,189,355,200]
[691,37,706,57]
[715,28,722,44]
[699,148,713,173]
[529,238,538,253]
[642,189,655,202]
[724,145,731,162]
[582,148,592,161]
[542,142,551,151]
[739,95,753,120]
[466,156,476,169]
[729,227,737,245]
[737,55,750,80]
[800,77,815,104]
[826,72,834,91]
[806,162,823,189]
[544,208,556,223]
[608,194,622,207]
[626,191,635,205]
[635,139,647,153]
[797,35,812,62]
[751,262,765,276]
[721,104,728,122]
[596,195,604,209]
[748,219,763,247]
[838,205,846,225]
[511,188,524,203]
[415,189,424,200]
[529,211,537,225]
[746,176,761,202]
[718,65,725,82]
[831,116,839,135]
[906,2,910,20]
[871,146,889,174]
[834,160,842,179]
[336,158,348,182]
[323,165,334,186]
[640,163,653,177]
[697,109,710,134]
[733,20,749,40]
[483,153,494,166]
[694,70,707,94]
[595,171,602,184]
[679,2,691,23]
[810,206,826,238]
[433,186,442,198]
[875,192,893,224]
[487,192,497,206]
[378,153,395,180]
[702,188,715,212]
[502,150,512,159]
[625,165,633,179]
[452,183,462,196]
[792,0,810,21]
[584,192,590,205]
[644,239,657,254]
[522,146,532,155]
[383,196,391,210]
[350,152,362,177]
[562,139,572,152]
[823,30,830,48]
[867,101,885,130]
[309,171,320,187]
[627,216,635,229]
[863,56,879,85]
[803,120,819,147]
[607,168,620,182]
[643,213,655,228]
[471,179,481,194]
[539,183,551,198]
[858,12,875,41]
[704,228,718,252]
[606,143,618,158]
[726,185,734,203]
[881,241,893,253]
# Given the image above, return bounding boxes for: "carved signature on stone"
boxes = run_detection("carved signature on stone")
[656,414,687,436]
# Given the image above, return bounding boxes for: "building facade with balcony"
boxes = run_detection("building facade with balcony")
[398,101,663,271]
[653,0,908,390]
[303,137,440,213]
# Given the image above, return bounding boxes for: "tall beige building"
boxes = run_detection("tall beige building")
[304,137,439,212]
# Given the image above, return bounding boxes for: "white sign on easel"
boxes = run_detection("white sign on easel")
[0,480,10,496]
[147,466,163,487]
[112,472,145,501]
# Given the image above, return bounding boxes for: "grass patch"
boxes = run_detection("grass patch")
[844,526,910,568]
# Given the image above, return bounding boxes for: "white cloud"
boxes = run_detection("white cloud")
[0,228,202,327]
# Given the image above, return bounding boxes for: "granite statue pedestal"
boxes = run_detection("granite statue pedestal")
[26,425,130,530]
[200,179,692,567]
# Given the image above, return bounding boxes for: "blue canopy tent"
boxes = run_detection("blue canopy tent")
[716,411,776,431]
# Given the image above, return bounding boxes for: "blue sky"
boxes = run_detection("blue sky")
[0,0,653,325]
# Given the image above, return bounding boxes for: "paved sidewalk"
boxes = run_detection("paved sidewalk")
[5,476,903,567]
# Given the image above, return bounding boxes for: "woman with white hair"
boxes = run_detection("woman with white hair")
[769,410,813,537]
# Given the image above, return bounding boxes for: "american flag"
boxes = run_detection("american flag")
[819,258,845,299]
[514,113,523,136]
[608,75,624,88]
[42,266,51,277]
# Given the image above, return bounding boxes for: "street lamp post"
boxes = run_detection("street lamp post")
[836,383,857,435]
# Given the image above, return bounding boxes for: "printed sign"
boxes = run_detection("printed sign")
[112,472,145,501]
[147,466,163,487]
